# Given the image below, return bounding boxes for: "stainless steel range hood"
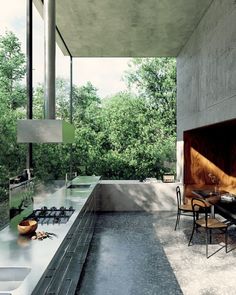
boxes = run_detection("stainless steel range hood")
[17,120,74,143]
[17,0,74,144]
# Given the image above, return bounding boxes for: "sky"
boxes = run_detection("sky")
[0,0,131,98]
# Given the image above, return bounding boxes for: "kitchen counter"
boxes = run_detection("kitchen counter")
[99,179,162,184]
[0,176,100,295]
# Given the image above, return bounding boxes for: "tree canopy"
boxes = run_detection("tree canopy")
[0,31,177,184]
[0,31,26,187]
[124,57,176,135]
[0,31,26,110]
[89,92,176,179]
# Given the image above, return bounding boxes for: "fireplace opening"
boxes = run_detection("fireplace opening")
[184,119,236,198]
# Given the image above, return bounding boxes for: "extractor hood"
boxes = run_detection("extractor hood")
[17,0,75,144]
[17,120,75,143]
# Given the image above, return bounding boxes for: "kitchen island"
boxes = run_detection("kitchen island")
[0,176,100,295]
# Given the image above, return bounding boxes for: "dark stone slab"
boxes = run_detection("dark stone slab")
[75,212,183,295]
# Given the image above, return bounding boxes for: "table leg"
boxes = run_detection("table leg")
[211,205,215,218]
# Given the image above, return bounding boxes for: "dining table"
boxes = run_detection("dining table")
[192,189,236,223]
[192,189,221,217]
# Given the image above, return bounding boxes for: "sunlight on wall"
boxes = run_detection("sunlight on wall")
[189,147,236,193]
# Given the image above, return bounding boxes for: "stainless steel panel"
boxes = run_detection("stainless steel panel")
[17,120,74,143]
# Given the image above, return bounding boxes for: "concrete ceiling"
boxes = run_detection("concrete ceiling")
[34,0,213,57]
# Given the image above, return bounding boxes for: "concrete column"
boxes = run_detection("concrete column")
[176,140,184,183]
[44,0,56,119]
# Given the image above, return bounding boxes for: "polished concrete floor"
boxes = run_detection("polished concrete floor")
[75,212,183,295]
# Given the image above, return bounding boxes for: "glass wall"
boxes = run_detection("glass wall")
[32,3,71,182]
[0,0,27,228]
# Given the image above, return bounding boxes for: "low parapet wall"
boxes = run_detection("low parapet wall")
[98,180,182,212]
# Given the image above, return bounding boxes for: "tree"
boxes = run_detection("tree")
[0,31,26,184]
[32,78,101,180]
[0,31,26,109]
[0,102,26,175]
[32,78,71,180]
[32,74,176,180]
[124,57,176,135]
[73,81,100,122]
[68,81,101,175]
[91,92,176,179]
[0,32,177,183]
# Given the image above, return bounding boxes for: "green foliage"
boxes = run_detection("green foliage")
[33,83,44,119]
[73,81,100,110]
[0,93,26,180]
[0,31,26,189]
[0,31,26,109]
[84,93,176,179]
[33,143,70,180]
[124,57,176,135]
[0,30,177,182]
[32,79,101,180]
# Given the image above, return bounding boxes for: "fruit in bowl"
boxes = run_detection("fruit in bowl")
[17,219,38,235]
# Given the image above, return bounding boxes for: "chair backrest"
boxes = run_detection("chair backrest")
[191,198,211,225]
[176,186,182,208]
[191,198,210,210]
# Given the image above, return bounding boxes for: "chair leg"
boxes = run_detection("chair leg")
[188,221,195,246]
[209,229,212,244]
[206,228,208,258]
[225,229,228,253]
[195,215,200,233]
[174,210,180,230]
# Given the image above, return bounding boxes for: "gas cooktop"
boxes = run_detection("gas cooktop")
[26,206,75,225]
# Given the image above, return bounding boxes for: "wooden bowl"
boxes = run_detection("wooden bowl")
[17,219,38,235]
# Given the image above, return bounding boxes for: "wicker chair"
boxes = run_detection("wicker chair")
[174,186,194,230]
[188,198,228,258]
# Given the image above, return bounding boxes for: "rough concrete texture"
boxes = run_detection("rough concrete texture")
[177,0,236,134]
[99,181,181,212]
[177,0,236,179]
[34,0,212,57]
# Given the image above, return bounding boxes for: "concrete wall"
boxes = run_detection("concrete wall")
[98,181,181,212]
[177,0,236,181]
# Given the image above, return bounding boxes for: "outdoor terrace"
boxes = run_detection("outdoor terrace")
[1,179,236,294]
[76,210,236,295]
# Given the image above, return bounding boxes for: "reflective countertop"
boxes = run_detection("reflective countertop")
[0,176,100,295]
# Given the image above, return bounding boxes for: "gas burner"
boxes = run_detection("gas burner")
[26,206,75,225]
